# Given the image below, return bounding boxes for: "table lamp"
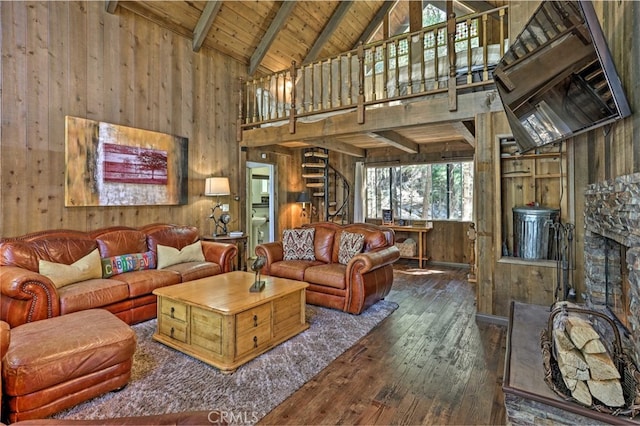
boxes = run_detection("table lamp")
[205,177,231,236]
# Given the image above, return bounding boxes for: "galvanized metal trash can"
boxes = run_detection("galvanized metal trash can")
[513,206,560,259]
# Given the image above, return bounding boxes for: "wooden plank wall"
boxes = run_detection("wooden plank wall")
[0,2,244,238]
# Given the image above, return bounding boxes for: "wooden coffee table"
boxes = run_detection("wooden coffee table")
[152,271,309,373]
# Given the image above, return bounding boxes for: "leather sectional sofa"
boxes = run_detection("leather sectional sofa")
[0,223,237,327]
[255,222,400,314]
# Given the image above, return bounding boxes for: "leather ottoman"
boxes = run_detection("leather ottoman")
[2,309,137,423]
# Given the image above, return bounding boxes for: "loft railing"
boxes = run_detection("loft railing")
[238,5,508,134]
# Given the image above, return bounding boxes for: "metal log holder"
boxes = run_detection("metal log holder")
[540,305,640,418]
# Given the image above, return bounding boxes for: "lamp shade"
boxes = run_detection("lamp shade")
[205,177,230,196]
[296,191,311,203]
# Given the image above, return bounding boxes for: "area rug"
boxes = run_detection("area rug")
[52,300,398,422]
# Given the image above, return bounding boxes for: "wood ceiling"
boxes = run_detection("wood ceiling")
[107,1,504,156]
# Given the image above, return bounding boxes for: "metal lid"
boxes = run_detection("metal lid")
[512,206,560,215]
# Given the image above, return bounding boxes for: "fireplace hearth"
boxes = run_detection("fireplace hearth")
[503,173,640,425]
[584,172,640,369]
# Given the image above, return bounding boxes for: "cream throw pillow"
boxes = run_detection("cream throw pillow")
[39,248,103,288]
[157,240,206,269]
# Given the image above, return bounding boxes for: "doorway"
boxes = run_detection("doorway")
[246,162,275,261]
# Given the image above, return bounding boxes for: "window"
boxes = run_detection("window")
[365,162,473,221]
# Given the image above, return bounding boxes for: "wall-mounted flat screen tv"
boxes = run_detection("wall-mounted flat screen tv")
[494,0,631,153]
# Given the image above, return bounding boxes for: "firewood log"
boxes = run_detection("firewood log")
[584,352,620,380]
[572,380,593,406]
[587,379,625,407]
[556,347,590,381]
[565,316,601,350]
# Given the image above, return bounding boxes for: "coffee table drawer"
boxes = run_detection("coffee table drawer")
[159,316,188,343]
[236,323,271,356]
[236,304,271,334]
[160,299,187,322]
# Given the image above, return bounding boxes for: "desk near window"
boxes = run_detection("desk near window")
[388,225,432,268]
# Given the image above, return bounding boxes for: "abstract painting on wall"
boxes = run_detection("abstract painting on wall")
[65,116,188,206]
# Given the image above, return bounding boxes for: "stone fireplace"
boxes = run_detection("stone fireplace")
[583,172,640,369]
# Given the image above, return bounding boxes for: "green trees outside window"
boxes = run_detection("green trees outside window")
[365,162,473,222]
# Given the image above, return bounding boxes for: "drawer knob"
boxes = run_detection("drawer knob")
[253,314,258,327]
[170,327,175,338]
[253,335,258,348]
[170,307,175,318]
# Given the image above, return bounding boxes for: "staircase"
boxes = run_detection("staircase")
[301,148,350,224]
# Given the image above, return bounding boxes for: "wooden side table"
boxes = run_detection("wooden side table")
[388,225,432,268]
[201,234,248,271]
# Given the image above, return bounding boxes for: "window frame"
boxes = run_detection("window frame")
[364,160,474,222]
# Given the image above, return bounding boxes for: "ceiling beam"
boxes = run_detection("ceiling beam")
[368,131,419,153]
[192,1,222,52]
[105,1,118,14]
[303,1,354,65]
[451,120,476,147]
[354,1,396,47]
[249,1,297,76]
[308,138,365,158]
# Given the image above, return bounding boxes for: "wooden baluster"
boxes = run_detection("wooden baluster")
[243,79,251,124]
[253,79,260,123]
[371,46,376,101]
[382,42,388,99]
[309,64,316,112]
[407,35,413,95]
[466,18,473,84]
[259,77,265,120]
[499,8,505,57]
[327,58,332,109]
[446,6,457,111]
[482,14,489,81]
[434,29,440,89]
[337,55,342,107]
[289,61,296,134]
[357,43,365,124]
[420,32,426,92]
[300,64,305,113]
[394,39,400,97]
[347,52,353,105]
[318,61,323,111]
[279,73,284,118]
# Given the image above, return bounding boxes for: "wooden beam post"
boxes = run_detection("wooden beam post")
[447,0,457,111]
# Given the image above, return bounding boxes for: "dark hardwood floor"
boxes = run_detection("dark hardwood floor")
[260,262,507,425]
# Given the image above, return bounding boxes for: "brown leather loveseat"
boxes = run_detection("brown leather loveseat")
[0,223,237,327]
[255,222,399,314]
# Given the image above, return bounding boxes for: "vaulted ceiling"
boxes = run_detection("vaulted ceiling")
[107,1,498,76]
[106,1,505,155]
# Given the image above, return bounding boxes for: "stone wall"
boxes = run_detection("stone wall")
[584,173,640,368]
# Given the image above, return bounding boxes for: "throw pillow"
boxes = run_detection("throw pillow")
[282,228,316,261]
[157,240,206,269]
[39,248,103,288]
[101,250,156,278]
[338,231,365,265]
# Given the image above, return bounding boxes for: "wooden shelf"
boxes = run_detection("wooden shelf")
[501,152,562,160]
